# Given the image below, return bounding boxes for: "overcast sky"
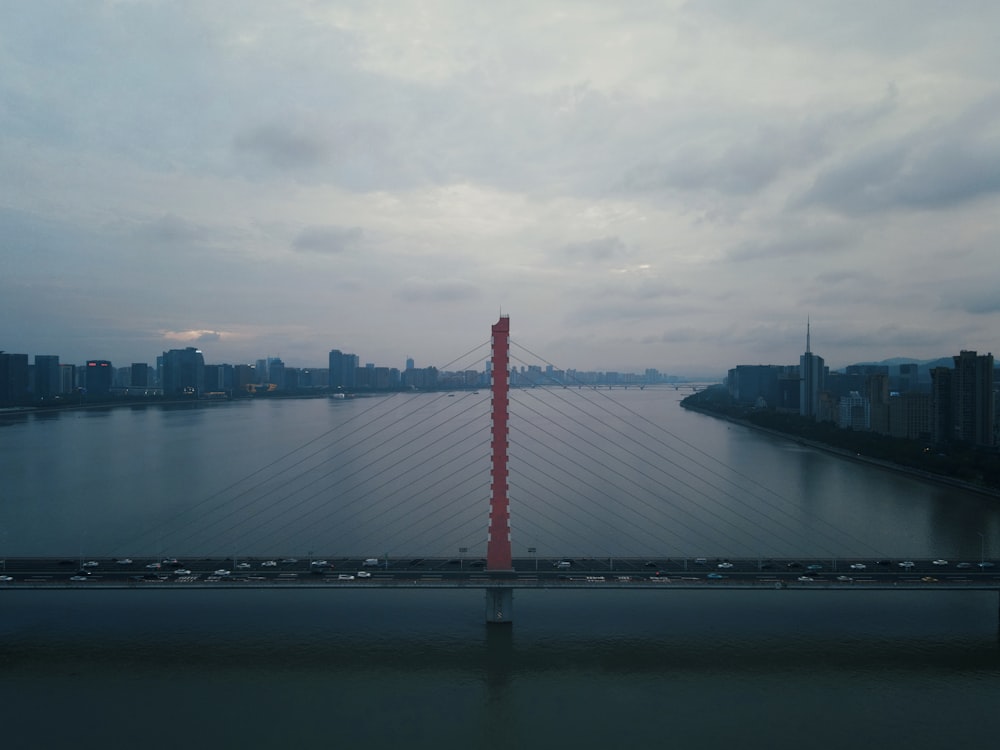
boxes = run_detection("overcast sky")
[2,1,998,376]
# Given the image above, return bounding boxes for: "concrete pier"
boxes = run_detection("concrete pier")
[485,587,513,624]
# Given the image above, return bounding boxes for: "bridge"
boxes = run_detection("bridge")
[2,316,999,627]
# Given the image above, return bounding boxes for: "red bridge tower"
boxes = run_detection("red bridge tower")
[486,315,513,572]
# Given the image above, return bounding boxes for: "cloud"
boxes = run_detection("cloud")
[395,278,480,303]
[560,236,628,263]
[234,124,329,170]
[726,224,855,262]
[291,225,364,254]
[799,96,1000,214]
[162,329,228,343]
[131,214,212,245]
[939,286,1000,315]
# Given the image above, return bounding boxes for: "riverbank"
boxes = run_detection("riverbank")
[681,400,1000,500]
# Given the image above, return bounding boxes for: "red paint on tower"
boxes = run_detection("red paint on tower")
[486,315,513,571]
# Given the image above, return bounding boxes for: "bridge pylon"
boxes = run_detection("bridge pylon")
[486,315,513,574]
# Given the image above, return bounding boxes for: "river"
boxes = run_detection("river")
[2,389,999,749]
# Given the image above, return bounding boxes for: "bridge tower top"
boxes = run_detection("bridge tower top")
[487,315,513,571]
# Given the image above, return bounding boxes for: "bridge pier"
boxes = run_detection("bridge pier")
[485,587,513,625]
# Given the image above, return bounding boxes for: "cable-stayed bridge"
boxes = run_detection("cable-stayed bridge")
[2,317,999,626]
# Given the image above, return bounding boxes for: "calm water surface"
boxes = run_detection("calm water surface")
[2,390,1000,749]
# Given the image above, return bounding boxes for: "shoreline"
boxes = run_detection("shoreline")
[681,402,1000,500]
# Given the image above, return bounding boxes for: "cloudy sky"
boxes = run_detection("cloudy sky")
[2,1,999,376]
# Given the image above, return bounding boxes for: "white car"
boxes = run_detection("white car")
[898,561,915,569]
[82,561,99,568]
[337,574,355,581]
[849,563,867,570]
[173,569,193,576]
[717,562,733,569]
[213,569,231,576]
[362,558,380,567]
[932,559,949,566]
[356,570,371,578]
[116,558,133,565]
[235,563,251,570]
[0,575,13,582]
[261,560,277,568]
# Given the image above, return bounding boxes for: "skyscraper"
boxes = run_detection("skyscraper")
[328,349,359,390]
[161,347,205,397]
[952,350,994,447]
[131,363,150,387]
[799,319,825,420]
[33,354,61,399]
[0,351,30,405]
[85,360,113,396]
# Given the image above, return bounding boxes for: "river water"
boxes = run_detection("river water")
[2,389,1000,749]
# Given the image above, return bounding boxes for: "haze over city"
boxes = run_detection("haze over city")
[2,2,999,376]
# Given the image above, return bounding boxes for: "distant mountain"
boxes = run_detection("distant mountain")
[839,356,953,373]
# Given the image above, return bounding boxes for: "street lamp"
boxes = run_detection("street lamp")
[459,547,467,570]
[528,547,537,572]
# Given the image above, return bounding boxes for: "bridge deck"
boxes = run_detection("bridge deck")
[2,556,998,591]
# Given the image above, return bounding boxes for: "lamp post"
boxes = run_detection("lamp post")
[978,532,985,567]
[459,547,467,570]
[528,547,536,572]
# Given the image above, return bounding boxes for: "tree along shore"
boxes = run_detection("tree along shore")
[681,385,1000,498]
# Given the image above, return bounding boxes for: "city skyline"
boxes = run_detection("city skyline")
[2,332,992,382]
[2,3,999,374]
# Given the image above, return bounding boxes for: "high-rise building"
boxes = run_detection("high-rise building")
[889,392,931,440]
[328,349,359,390]
[85,360,113,396]
[59,364,76,395]
[131,363,150,387]
[161,347,205,397]
[233,364,256,391]
[34,354,61,399]
[0,351,30,405]
[898,363,919,394]
[799,320,825,419]
[952,350,994,448]
[838,391,870,430]
[867,372,890,434]
[268,358,285,389]
[930,366,953,445]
